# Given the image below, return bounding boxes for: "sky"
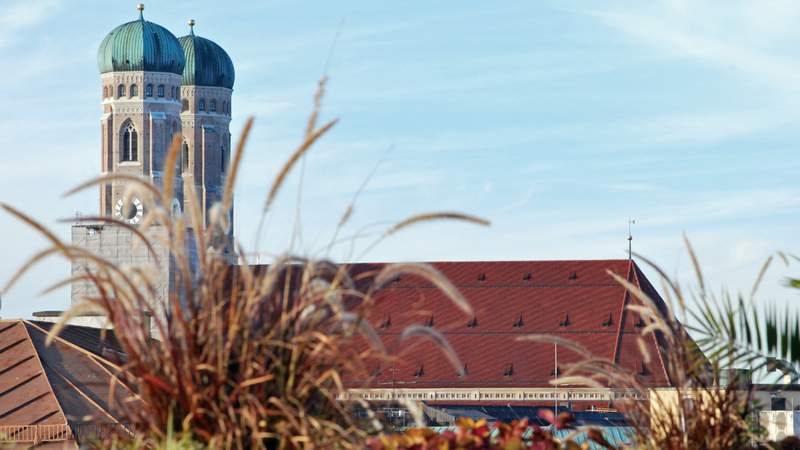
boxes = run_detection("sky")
[0,0,798,321]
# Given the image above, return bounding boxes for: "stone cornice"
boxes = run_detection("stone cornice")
[342,387,647,402]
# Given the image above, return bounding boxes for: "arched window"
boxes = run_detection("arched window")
[222,101,227,114]
[181,140,190,172]
[117,84,125,98]
[103,86,108,98]
[129,84,138,98]
[181,99,189,112]
[198,99,206,112]
[121,123,138,162]
[221,145,226,173]
[210,99,217,112]
[157,84,165,97]
[145,84,153,97]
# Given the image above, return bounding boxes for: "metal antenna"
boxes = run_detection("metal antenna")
[628,219,636,260]
[554,341,558,415]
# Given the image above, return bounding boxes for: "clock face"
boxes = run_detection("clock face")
[115,197,144,224]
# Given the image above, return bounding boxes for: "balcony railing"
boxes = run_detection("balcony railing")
[0,424,73,444]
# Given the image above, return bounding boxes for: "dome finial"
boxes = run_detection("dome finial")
[188,19,196,35]
[137,3,145,19]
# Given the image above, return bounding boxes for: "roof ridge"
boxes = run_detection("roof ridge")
[24,321,144,404]
[24,321,122,371]
[347,259,633,265]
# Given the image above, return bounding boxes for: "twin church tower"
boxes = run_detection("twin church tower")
[70,5,236,314]
[97,4,234,226]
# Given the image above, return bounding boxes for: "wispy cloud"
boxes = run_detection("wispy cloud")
[544,187,800,242]
[583,2,800,94]
[621,109,792,145]
[0,0,62,48]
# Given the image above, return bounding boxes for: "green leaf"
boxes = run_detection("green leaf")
[792,318,800,364]
[766,311,778,355]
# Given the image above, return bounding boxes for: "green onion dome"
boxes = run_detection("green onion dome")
[178,20,235,89]
[97,4,185,75]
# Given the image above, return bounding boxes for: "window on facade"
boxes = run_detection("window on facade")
[145,84,153,97]
[182,141,190,172]
[199,99,206,112]
[221,145,226,173]
[222,101,227,114]
[210,99,217,112]
[158,84,165,97]
[122,123,138,162]
[130,84,138,98]
[103,86,108,98]
[181,99,189,112]
[117,84,125,98]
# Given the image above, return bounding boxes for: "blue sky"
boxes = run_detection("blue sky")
[0,0,798,320]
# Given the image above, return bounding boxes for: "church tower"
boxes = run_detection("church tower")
[178,20,235,237]
[96,4,185,221]
[70,5,236,331]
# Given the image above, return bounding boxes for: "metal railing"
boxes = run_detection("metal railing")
[73,423,133,443]
[0,424,73,443]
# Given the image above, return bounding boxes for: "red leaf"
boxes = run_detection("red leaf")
[143,374,175,395]
[537,409,555,424]
[555,412,576,430]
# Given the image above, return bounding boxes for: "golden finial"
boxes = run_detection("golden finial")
[188,18,196,35]
[137,3,145,19]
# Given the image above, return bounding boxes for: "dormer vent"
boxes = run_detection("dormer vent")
[414,363,424,378]
[550,366,561,377]
[467,316,478,328]
[503,363,514,377]
[477,273,487,282]
[523,272,532,281]
[569,271,578,280]
[602,313,613,327]
[635,317,646,328]
[559,313,571,327]
[512,313,524,328]
[380,315,391,329]
[426,315,435,327]
[638,361,649,376]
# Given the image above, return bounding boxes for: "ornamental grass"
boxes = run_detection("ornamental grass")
[1,78,487,449]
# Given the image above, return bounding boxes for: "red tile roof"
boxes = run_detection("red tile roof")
[343,259,673,389]
[0,320,139,447]
[0,320,68,428]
